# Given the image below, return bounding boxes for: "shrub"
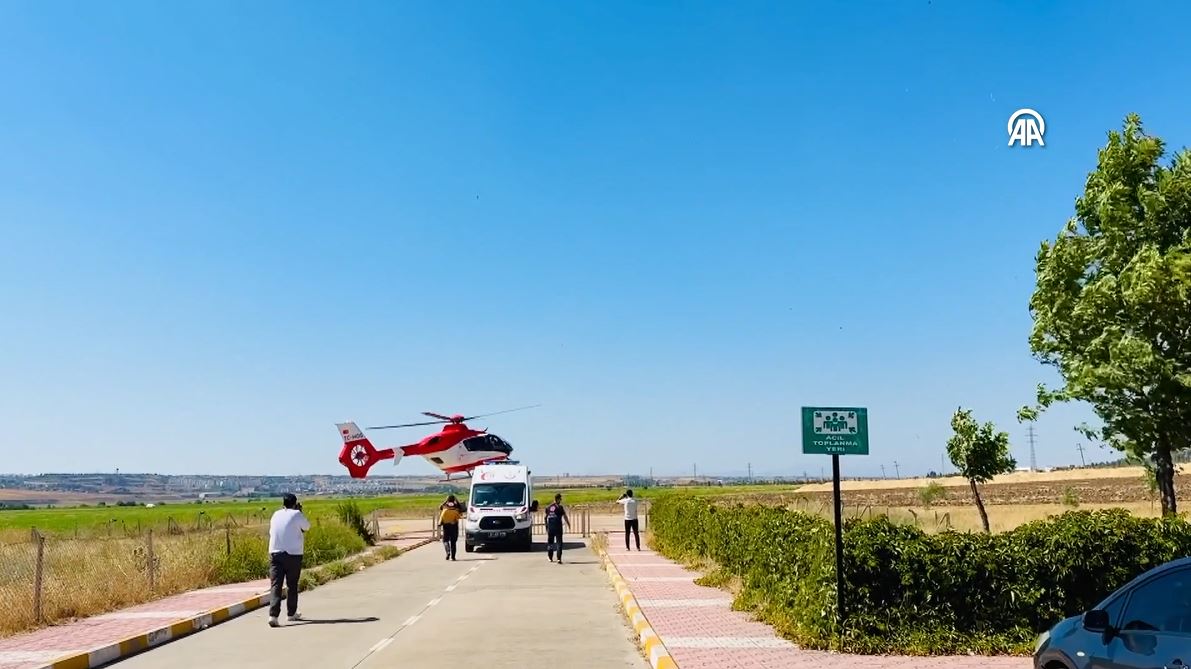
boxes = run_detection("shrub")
[1061,487,1080,507]
[335,501,377,546]
[918,482,946,508]
[209,521,366,586]
[212,533,269,584]
[304,522,368,564]
[650,497,1191,655]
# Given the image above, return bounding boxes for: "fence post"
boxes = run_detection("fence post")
[225,525,232,557]
[147,530,156,591]
[33,530,45,624]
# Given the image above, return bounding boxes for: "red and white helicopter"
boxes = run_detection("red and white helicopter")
[335,406,537,479]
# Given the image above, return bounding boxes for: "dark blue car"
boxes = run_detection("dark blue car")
[1035,556,1191,669]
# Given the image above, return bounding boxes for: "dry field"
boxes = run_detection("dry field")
[788,466,1180,532]
[797,467,1170,505]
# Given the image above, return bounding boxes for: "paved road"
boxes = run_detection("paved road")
[113,540,644,669]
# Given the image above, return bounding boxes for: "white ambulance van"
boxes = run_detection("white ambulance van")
[464,462,537,552]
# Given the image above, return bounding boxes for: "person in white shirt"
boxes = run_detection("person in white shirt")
[617,489,641,551]
[267,493,311,627]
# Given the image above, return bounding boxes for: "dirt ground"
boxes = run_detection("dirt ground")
[795,467,1172,507]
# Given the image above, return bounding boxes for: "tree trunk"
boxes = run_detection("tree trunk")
[1154,443,1178,517]
[969,478,990,533]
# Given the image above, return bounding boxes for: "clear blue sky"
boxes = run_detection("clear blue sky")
[2,2,1190,478]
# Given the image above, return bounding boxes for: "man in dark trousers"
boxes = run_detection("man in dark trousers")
[617,489,641,551]
[544,493,571,564]
[267,493,310,627]
[439,494,463,561]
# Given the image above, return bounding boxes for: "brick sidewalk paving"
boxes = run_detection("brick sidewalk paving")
[0,536,431,669]
[604,544,1032,669]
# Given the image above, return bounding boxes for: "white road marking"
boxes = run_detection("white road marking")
[351,560,483,669]
[368,638,393,653]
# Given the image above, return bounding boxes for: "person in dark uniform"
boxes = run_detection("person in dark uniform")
[544,493,571,563]
[439,494,463,561]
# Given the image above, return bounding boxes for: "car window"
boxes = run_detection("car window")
[1102,593,1126,628]
[470,483,526,507]
[1121,568,1191,634]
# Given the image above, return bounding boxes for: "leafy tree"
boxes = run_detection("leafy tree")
[1019,114,1191,516]
[947,408,1016,533]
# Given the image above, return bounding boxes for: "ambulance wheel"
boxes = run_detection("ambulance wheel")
[464,542,474,553]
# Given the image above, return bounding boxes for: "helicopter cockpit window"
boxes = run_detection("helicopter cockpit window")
[462,435,512,454]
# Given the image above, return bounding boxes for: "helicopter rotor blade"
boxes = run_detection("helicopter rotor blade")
[366,419,448,430]
[422,412,454,421]
[462,404,542,422]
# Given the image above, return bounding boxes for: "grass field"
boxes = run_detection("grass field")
[4,467,1165,540]
[0,495,424,538]
[0,484,803,539]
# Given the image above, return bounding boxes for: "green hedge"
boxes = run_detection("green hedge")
[649,497,1191,655]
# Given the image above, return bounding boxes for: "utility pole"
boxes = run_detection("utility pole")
[880,464,887,479]
[893,461,901,479]
[649,466,653,486]
[747,462,752,484]
[1026,423,1038,471]
[693,463,697,484]
[1076,443,1086,467]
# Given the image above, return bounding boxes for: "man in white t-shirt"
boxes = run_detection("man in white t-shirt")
[617,489,641,551]
[267,493,311,627]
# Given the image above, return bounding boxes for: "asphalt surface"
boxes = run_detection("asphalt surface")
[111,539,645,669]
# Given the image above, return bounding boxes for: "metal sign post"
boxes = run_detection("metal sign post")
[801,407,869,640]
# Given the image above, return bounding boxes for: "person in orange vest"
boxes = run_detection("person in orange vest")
[439,494,463,561]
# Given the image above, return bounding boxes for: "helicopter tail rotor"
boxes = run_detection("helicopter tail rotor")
[336,422,397,478]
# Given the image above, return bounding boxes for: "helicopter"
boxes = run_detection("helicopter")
[335,406,538,479]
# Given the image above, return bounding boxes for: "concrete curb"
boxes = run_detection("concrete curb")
[38,537,436,669]
[596,543,678,669]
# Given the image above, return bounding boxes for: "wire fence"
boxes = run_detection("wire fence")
[0,510,276,543]
[0,522,266,638]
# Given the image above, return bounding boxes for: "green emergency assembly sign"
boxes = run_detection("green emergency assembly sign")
[801,407,869,455]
